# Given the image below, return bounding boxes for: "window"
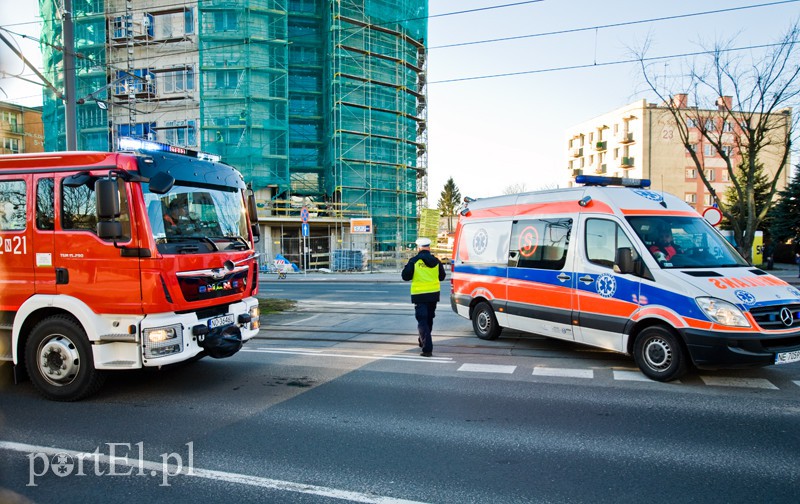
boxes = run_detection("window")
[61,179,131,239]
[214,70,239,89]
[589,132,594,143]
[162,67,195,94]
[704,119,716,131]
[508,218,572,271]
[703,194,714,206]
[214,11,238,31]
[723,121,733,132]
[456,221,511,265]
[2,137,20,154]
[721,170,730,182]
[614,148,619,159]
[118,122,156,140]
[36,178,55,230]
[720,145,733,157]
[685,193,697,204]
[0,180,26,230]
[686,168,696,179]
[704,144,715,157]
[585,218,638,269]
[704,169,715,181]
[164,120,197,146]
[688,143,697,153]
[686,118,698,128]
[613,123,619,134]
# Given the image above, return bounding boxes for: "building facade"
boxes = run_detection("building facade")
[0,102,44,155]
[565,98,791,213]
[39,0,428,269]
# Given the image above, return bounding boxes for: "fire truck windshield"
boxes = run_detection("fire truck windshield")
[144,184,249,253]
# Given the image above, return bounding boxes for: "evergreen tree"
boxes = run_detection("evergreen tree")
[769,164,800,244]
[720,156,772,233]
[437,177,461,233]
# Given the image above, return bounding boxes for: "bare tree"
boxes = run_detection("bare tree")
[502,183,528,195]
[635,22,800,262]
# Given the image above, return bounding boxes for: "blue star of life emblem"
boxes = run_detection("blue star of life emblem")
[473,228,489,255]
[596,273,617,298]
[632,189,664,203]
[734,290,756,305]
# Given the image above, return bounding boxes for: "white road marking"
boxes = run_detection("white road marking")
[700,376,779,390]
[457,363,516,374]
[794,381,800,388]
[242,348,453,364]
[533,367,594,379]
[285,314,321,325]
[612,370,652,382]
[0,441,426,504]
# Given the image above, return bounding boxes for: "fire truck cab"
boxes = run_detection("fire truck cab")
[0,139,262,400]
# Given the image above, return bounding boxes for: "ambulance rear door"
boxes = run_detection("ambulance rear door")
[573,216,642,352]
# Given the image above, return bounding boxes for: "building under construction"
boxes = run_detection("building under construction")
[39,0,428,269]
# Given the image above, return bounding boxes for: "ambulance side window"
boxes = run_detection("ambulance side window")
[0,180,26,231]
[508,218,572,270]
[585,218,638,269]
[456,221,511,265]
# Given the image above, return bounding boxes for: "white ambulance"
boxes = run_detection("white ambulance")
[450,175,800,381]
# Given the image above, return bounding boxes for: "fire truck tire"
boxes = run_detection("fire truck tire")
[633,325,688,382]
[472,301,502,340]
[25,315,106,401]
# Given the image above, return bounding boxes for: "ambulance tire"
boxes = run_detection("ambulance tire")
[472,302,502,340]
[633,326,687,382]
[25,315,106,402]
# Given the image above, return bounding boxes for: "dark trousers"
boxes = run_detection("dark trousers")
[415,301,437,353]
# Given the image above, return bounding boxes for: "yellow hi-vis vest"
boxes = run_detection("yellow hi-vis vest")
[410,260,440,295]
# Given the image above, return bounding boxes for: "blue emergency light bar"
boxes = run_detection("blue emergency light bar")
[575,175,651,188]
[117,137,221,163]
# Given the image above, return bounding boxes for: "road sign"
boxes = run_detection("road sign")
[301,206,309,223]
[703,207,723,226]
[301,222,309,237]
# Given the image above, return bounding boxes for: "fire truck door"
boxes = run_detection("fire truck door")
[32,176,57,293]
[54,175,142,313]
[0,175,36,313]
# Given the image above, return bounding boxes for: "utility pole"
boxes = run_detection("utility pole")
[63,0,78,150]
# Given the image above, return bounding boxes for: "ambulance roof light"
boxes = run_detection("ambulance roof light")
[117,137,221,163]
[575,175,650,188]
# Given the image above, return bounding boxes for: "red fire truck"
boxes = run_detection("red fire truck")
[0,138,262,401]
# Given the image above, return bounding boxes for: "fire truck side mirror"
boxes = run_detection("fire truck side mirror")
[247,191,260,243]
[96,177,124,240]
[148,172,175,194]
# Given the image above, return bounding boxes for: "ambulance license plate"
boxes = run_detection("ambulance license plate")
[775,350,800,365]
[208,314,235,329]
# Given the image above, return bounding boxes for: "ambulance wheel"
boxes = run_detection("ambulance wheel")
[633,326,687,382]
[24,315,105,401]
[472,302,501,340]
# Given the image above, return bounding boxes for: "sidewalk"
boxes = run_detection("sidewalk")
[260,264,800,285]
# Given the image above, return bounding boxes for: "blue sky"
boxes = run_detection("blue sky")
[2,0,798,202]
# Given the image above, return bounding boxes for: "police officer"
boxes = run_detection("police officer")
[401,237,446,357]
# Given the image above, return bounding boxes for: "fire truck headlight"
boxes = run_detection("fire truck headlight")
[249,305,260,331]
[143,324,183,358]
[695,297,750,327]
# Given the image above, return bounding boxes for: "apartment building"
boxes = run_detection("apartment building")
[565,98,791,212]
[0,102,44,155]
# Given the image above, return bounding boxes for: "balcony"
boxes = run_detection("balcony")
[595,163,607,174]
[571,147,583,157]
[621,157,634,168]
[620,132,634,144]
[572,169,583,177]
[594,141,607,151]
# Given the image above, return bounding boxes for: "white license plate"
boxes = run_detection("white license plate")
[775,350,800,365]
[208,314,235,329]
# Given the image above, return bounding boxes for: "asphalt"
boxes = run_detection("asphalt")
[261,263,800,285]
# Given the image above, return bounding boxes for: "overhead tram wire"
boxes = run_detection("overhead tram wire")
[430,42,789,84]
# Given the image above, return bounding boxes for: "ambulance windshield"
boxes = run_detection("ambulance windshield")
[627,216,748,269]
[144,184,249,253]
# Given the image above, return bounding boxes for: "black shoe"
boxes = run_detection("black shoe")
[420,352,432,357]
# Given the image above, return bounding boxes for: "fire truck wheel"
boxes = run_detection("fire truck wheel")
[633,325,688,382]
[472,301,502,340]
[25,315,106,401]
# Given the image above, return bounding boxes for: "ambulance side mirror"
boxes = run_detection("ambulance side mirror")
[615,247,634,274]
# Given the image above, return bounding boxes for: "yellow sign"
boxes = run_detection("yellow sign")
[350,218,373,234]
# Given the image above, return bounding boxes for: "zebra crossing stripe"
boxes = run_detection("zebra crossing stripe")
[700,376,778,390]
[458,363,516,374]
[533,367,594,379]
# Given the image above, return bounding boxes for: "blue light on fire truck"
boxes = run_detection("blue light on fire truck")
[117,137,221,163]
[575,175,651,188]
